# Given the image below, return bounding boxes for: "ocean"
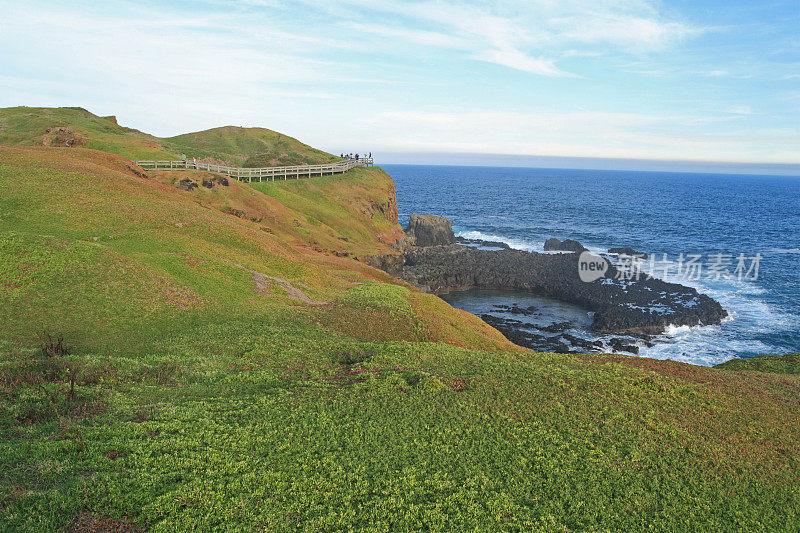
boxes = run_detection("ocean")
[383,164,800,366]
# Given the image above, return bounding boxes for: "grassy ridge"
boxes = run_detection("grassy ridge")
[0,106,174,161]
[164,126,339,167]
[1,126,800,529]
[0,107,339,166]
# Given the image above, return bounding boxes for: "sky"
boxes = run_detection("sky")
[1,0,799,174]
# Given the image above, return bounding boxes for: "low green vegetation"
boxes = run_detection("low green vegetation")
[163,126,339,167]
[715,352,800,374]
[0,107,338,166]
[1,111,799,530]
[0,106,174,161]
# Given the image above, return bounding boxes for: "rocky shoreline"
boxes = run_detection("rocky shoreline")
[369,215,727,341]
[472,304,650,354]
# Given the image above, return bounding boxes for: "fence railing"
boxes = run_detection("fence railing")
[133,157,373,182]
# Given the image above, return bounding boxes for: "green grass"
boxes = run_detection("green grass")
[164,126,339,167]
[1,135,800,530]
[0,106,174,161]
[250,166,401,252]
[715,352,800,374]
[0,107,339,166]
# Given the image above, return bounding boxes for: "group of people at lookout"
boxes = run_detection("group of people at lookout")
[341,152,371,161]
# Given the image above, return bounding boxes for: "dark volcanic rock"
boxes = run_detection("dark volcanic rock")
[405,215,455,247]
[202,175,229,188]
[478,316,604,354]
[480,315,576,353]
[610,338,640,355]
[560,333,604,352]
[608,247,648,259]
[455,236,511,249]
[373,244,726,335]
[365,253,405,277]
[534,321,573,333]
[176,178,198,191]
[544,238,586,253]
[493,304,538,316]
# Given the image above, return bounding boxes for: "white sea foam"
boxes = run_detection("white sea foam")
[456,230,542,252]
[663,324,694,336]
[637,273,798,365]
[453,230,795,366]
[456,230,609,256]
[602,257,792,365]
[770,248,800,254]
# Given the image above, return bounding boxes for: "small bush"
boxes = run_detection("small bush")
[40,331,70,357]
[335,346,377,365]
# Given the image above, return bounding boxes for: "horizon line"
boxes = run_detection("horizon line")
[364,151,800,178]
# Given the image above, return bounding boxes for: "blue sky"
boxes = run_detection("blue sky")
[1,0,798,172]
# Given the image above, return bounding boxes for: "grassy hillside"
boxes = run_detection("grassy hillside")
[0,107,339,166]
[163,126,339,167]
[0,106,174,161]
[715,352,800,374]
[1,123,800,529]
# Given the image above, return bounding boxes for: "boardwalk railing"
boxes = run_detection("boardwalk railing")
[133,157,373,182]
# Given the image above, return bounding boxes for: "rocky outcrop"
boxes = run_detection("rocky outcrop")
[202,175,229,188]
[544,238,586,253]
[41,127,87,148]
[367,216,726,335]
[610,337,640,355]
[455,236,511,249]
[365,253,405,277]
[176,177,198,191]
[390,245,725,334]
[125,164,149,180]
[479,315,605,354]
[362,197,397,222]
[405,214,455,247]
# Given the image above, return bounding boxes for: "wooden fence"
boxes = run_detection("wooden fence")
[133,157,374,182]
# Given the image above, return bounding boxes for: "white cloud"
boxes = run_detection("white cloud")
[1,0,796,166]
[472,48,572,77]
[344,109,800,163]
[348,23,468,49]
[312,0,701,77]
[727,106,753,115]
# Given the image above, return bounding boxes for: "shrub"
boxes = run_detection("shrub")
[39,331,70,357]
[335,346,377,365]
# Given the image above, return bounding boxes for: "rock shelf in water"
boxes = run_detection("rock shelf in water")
[368,215,727,335]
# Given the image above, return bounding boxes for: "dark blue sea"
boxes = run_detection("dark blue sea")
[383,164,800,366]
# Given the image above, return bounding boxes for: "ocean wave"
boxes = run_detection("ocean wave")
[453,228,794,366]
[456,229,608,256]
[769,247,800,254]
[456,230,542,252]
[641,287,798,365]
[642,335,776,367]
[662,324,696,336]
